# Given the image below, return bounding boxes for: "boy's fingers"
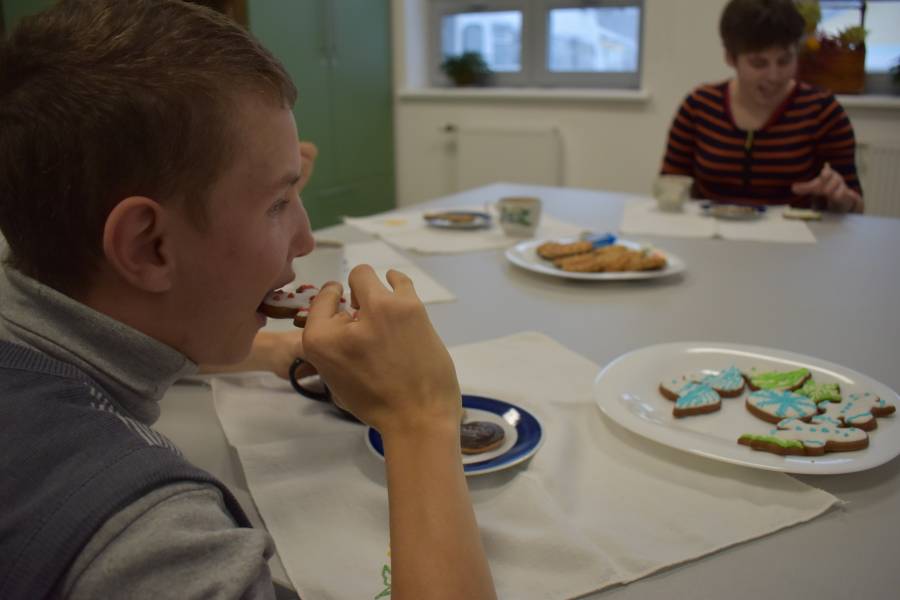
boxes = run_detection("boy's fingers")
[385,269,416,296]
[306,281,344,323]
[347,264,387,308]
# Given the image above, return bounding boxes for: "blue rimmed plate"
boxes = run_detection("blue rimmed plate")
[700,202,767,220]
[365,395,543,476]
[423,210,492,230]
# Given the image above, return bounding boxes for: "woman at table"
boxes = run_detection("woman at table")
[660,0,864,212]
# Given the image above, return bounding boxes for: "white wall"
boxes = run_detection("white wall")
[391,0,900,207]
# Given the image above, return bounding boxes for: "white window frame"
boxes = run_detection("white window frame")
[429,0,644,89]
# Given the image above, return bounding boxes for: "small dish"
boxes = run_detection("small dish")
[423,210,492,230]
[365,394,543,476]
[701,202,767,220]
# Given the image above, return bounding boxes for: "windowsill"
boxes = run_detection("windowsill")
[836,94,900,110]
[396,87,651,103]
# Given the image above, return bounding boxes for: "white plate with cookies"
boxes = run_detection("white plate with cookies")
[506,237,686,281]
[593,342,900,474]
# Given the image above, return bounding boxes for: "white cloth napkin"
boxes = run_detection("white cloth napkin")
[344,206,584,254]
[621,199,816,243]
[211,332,838,600]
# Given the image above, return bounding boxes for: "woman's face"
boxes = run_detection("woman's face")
[727,45,798,108]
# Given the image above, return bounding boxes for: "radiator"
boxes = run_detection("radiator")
[858,142,900,218]
[449,124,564,192]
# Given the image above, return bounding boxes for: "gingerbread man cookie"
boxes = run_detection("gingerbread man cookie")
[812,391,895,431]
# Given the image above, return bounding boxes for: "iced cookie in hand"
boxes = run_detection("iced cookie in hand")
[739,418,868,456]
[260,284,349,327]
[813,391,895,431]
[659,380,721,418]
[744,368,810,392]
[745,389,818,424]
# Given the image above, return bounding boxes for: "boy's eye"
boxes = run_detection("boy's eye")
[268,199,289,215]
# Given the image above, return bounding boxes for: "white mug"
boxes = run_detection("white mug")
[653,175,693,212]
[489,196,542,237]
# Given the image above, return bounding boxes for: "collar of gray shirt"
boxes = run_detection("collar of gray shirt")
[0,265,197,425]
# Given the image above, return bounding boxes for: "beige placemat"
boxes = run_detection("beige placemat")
[345,207,584,254]
[621,199,816,243]
[212,332,838,600]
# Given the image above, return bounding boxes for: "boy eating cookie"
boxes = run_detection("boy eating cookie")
[0,2,495,598]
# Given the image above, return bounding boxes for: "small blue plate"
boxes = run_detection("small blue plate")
[365,395,543,476]
[700,202,767,220]
[423,210,492,230]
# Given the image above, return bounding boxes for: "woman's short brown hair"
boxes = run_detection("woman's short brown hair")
[720,0,806,57]
[0,0,297,295]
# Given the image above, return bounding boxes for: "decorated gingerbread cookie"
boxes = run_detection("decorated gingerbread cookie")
[745,389,818,424]
[744,368,811,392]
[659,380,721,418]
[692,366,745,398]
[797,379,842,404]
[738,418,868,456]
[812,391,895,431]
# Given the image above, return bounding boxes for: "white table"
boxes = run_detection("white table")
[158,183,900,599]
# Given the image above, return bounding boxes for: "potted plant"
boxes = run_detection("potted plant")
[440,51,492,87]
[796,0,868,94]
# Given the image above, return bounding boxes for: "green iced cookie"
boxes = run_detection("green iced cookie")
[738,433,804,451]
[748,368,810,391]
[798,379,841,403]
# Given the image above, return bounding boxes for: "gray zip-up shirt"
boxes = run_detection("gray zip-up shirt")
[0,264,276,599]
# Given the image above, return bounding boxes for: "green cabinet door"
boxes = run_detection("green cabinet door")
[249,0,395,230]
[2,0,57,32]
[247,0,337,193]
[331,0,394,184]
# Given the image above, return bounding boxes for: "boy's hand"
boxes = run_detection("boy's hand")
[302,266,461,436]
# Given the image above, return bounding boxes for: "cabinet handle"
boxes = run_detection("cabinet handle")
[327,0,338,66]
[317,0,328,62]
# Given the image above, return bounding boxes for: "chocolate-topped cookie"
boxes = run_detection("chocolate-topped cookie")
[460,421,505,455]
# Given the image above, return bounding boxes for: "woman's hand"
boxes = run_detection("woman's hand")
[792,162,863,213]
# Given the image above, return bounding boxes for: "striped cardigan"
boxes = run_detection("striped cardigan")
[661,81,862,207]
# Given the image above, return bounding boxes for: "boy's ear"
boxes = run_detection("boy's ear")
[102,197,175,293]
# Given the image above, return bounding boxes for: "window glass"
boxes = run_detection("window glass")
[819,1,900,73]
[547,6,640,72]
[441,11,523,72]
